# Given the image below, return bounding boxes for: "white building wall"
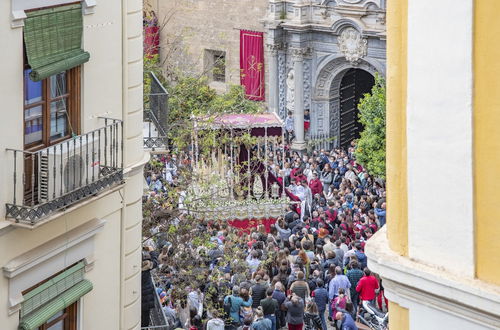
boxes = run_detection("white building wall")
[0,0,145,329]
[409,302,494,330]
[406,0,474,277]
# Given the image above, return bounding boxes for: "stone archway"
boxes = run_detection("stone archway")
[311,56,384,148]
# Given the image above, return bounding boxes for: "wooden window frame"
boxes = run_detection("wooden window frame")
[21,262,80,330]
[38,302,78,330]
[23,66,82,152]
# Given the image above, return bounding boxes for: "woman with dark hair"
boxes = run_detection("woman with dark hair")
[303,300,323,330]
[332,167,342,190]
[320,164,333,194]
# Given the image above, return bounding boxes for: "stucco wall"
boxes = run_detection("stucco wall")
[0,0,144,329]
[156,0,269,94]
[406,0,474,277]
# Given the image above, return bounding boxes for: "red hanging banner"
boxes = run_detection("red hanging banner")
[240,30,265,101]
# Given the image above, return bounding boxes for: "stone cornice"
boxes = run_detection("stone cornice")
[366,227,500,328]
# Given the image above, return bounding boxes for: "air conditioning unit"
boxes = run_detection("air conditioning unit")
[38,135,100,203]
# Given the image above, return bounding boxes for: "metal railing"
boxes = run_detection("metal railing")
[5,118,123,225]
[141,271,172,330]
[308,131,337,151]
[144,71,169,151]
[144,110,169,150]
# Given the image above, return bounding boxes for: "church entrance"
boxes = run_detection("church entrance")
[338,68,374,148]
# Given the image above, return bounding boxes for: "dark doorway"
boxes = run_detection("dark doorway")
[339,68,375,149]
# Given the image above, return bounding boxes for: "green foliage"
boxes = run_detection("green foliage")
[167,77,263,124]
[355,73,386,178]
[210,85,262,114]
[167,76,217,122]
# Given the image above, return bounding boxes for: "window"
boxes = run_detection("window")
[204,49,226,83]
[213,53,226,82]
[18,262,92,330]
[23,67,81,149]
[23,64,81,204]
[38,303,78,330]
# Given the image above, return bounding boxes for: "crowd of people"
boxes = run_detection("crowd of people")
[141,135,388,330]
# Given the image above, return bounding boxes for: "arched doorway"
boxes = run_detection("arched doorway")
[338,68,374,148]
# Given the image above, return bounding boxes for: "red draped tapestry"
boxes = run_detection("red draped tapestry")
[240,30,265,101]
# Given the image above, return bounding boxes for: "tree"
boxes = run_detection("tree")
[355,74,386,178]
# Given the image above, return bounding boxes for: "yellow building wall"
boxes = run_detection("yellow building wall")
[386,0,408,256]
[389,301,409,330]
[474,0,500,286]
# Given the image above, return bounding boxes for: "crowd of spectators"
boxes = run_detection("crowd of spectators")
[141,139,388,330]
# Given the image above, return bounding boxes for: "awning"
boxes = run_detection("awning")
[24,4,90,81]
[20,262,85,318]
[18,280,93,330]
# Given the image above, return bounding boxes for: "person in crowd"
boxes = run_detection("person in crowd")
[303,299,322,330]
[283,293,305,330]
[260,288,279,330]
[332,288,348,328]
[346,260,364,315]
[224,286,253,326]
[335,312,358,330]
[206,310,225,330]
[290,271,310,301]
[309,172,323,196]
[252,307,273,330]
[327,266,351,320]
[356,268,380,303]
[251,275,269,308]
[141,247,158,328]
[272,282,287,329]
[285,112,295,144]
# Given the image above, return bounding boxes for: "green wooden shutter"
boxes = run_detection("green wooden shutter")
[18,280,93,330]
[24,3,90,81]
[20,262,86,318]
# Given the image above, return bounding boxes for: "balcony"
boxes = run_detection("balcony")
[5,118,123,226]
[143,72,169,151]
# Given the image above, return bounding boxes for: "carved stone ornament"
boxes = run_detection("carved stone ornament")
[338,27,368,64]
[266,43,283,55]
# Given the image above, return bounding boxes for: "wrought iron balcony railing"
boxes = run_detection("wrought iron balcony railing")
[143,71,169,151]
[6,118,123,225]
[143,109,169,150]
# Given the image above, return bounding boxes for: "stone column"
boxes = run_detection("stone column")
[267,44,279,114]
[291,48,306,151]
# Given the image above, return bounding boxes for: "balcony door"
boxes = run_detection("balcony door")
[23,67,81,204]
[24,67,81,150]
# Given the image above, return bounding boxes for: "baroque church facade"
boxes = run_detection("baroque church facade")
[263,0,386,149]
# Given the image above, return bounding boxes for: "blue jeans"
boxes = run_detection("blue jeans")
[265,314,277,330]
[318,309,327,330]
[351,293,359,316]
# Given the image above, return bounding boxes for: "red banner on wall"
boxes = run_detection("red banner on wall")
[144,26,159,58]
[240,30,265,101]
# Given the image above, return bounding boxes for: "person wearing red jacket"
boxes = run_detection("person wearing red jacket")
[356,268,379,302]
[308,172,323,196]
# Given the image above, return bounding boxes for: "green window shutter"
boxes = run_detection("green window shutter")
[18,279,93,330]
[21,262,85,318]
[24,4,90,81]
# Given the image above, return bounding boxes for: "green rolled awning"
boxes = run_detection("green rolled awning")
[21,262,85,318]
[18,279,93,330]
[24,3,90,81]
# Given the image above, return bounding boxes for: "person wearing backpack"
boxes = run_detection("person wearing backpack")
[224,286,253,328]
